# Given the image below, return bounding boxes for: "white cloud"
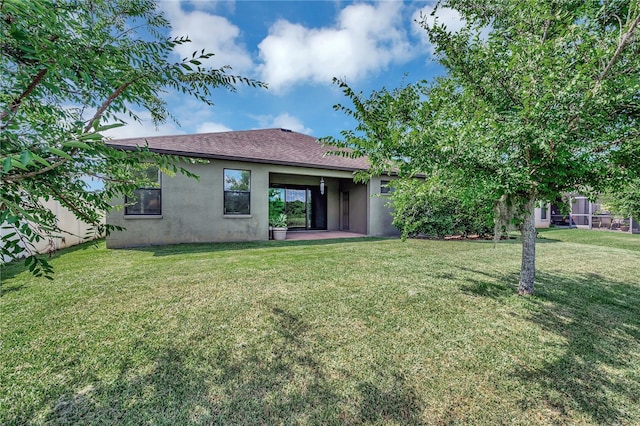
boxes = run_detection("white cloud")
[254,113,312,135]
[100,93,237,139]
[161,2,252,72]
[411,5,489,53]
[196,121,232,133]
[180,0,235,14]
[412,5,466,36]
[102,110,186,139]
[257,2,414,91]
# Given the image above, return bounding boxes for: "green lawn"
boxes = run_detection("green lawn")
[2,230,639,425]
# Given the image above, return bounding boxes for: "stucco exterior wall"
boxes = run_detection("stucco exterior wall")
[368,176,401,237]
[338,179,368,235]
[534,203,551,228]
[107,161,365,248]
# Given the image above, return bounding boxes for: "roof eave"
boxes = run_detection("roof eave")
[106,144,369,173]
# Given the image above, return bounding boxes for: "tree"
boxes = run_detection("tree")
[324,0,640,295]
[1,0,265,277]
[602,177,640,220]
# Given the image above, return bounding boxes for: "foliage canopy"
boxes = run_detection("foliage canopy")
[324,0,640,294]
[0,0,265,276]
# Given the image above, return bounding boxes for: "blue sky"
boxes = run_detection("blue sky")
[104,1,463,141]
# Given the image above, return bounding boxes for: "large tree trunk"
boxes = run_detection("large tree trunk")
[518,196,537,295]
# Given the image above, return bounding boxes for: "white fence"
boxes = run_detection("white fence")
[1,199,104,263]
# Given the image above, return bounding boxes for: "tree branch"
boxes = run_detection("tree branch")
[3,78,141,183]
[541,19,551,44]
[85,172,135,184]
[4,222,38,257]
[0,32,60,125]
[1,158,69,183]
[83,80,135,132]
[0,67,48,123]
[593,13,640,95]
[567,11,640,132]
[47,184,97,224]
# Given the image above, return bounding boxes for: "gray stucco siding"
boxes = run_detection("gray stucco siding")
[368,176,401,237]
[108,160,262,248]
[338,179,368,235]
[106,160,367,248]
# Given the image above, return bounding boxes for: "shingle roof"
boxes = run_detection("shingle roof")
[106,128,370,172]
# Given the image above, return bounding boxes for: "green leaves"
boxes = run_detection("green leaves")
[19,150,33,166]
[46,147,73,161]
[390,179,496,240]
[23,255,54,280]
[327,0,640,294]
[0,0,264,277]
[2,156,27,172]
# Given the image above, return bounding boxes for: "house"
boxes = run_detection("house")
[105,128,399,248]
[535,195,639,233]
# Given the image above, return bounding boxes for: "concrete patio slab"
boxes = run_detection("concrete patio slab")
[284,231,367,241]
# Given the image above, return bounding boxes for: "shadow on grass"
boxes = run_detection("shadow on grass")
[127,237,388,257]
[0,283,25,297]
[0,238,386,286]
[457,266,520,299]
[521,271,640,422]
[0,239,104,284]
[355,375,423,425]
[459,267,640,424]
[28,305,423,425]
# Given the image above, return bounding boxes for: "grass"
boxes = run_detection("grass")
[1,229,639,425]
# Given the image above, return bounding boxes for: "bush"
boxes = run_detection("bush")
[390,180,495,239]
[269,213,288,228]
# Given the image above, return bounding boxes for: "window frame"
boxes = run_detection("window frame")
[223,168,251,215]
[380,179,394,194]
[124,168,162,216]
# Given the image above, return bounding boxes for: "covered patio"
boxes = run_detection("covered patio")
[549,195,639,233]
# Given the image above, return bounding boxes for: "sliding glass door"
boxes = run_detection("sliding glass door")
[285,188,307,228]
[270,185,327,230]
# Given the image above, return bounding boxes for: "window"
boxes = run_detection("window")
[224,169,250,214]
[541,206,547,220]
[380,180,394,194]
[125,167,161,215]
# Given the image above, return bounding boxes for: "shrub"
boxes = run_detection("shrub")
[269,213,288,228]
[390,180,494,239]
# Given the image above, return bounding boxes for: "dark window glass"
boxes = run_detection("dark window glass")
[381,180,393,194]
[541,206,547,220]
[224,169,251,214]
[224,191,250,215]
[125,189,161,215]
[125,167,161,215]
